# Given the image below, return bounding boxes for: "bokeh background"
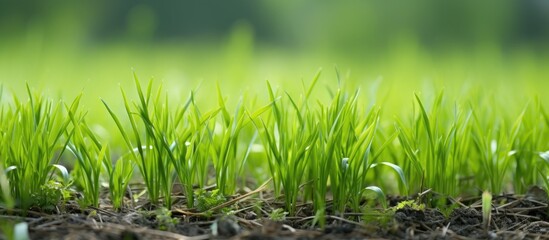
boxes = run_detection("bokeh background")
[1,1,549,123]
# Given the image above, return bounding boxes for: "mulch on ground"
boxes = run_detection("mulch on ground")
[1,187,549,240]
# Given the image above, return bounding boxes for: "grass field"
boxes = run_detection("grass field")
[1,35,549,239]
[3,2,549,238]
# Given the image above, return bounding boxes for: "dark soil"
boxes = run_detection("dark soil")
[2,187,549,240]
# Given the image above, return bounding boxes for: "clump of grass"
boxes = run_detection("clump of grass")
[256,80,318,215]
[470,101,523,194]
[313,86,406,216]
[103,149,134,210]
[103,77,178,208]
[509,99,547,193]
[103,75,225,209]
[396,92,478,202]
[258,72,406,219]
[268,208,288,222]
[393,90,549,200]
[167,90,218,208]
[0,85,72,209]
[65,94,107,207]
[313,88,379,214]
[210,85,269,196]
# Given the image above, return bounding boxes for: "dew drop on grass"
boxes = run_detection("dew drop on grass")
[91,124,110,140]
[539,151,549,162]
[168,141,178,151]
[251,143,264,152]
[341,158,349,170]
[490,140,497,155]
[214,122,224,135]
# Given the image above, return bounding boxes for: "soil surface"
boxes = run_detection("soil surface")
[1,187,549,240]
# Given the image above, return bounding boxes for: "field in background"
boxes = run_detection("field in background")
[1,31,549,142]
[1,32,548,106]
[2,1,548,126]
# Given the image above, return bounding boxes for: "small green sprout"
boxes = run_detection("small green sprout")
[482,191,492,230]
[195,189,227,212]
[155,207,179,231]
[268,208,288,222]
[393,200,425,211]
[65,94,107,208]
[37,180,73,210]
[311,208,326,228]
[364,186,388,209]
[107,156,134,210]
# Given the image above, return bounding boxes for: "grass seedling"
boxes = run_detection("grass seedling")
[268,208,288,222]
[363,186,387,209]
[101,100,140,209]
[104,76,223,208]
[256,81,318,215]
[166,90,219,208]
[471,102,523,194]
[103,77,175,208]
[510,100,546,193]
[179,84,273,200]
[104,150,134,210]
[0,85,72,209]
[64,94,107,207]
[316,88,377,213]
[315,88,366,214]
[210,85,261,196]
[396,92,472,199]
[482,190,492,230]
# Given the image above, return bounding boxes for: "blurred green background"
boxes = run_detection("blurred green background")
[1,1,549,128]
